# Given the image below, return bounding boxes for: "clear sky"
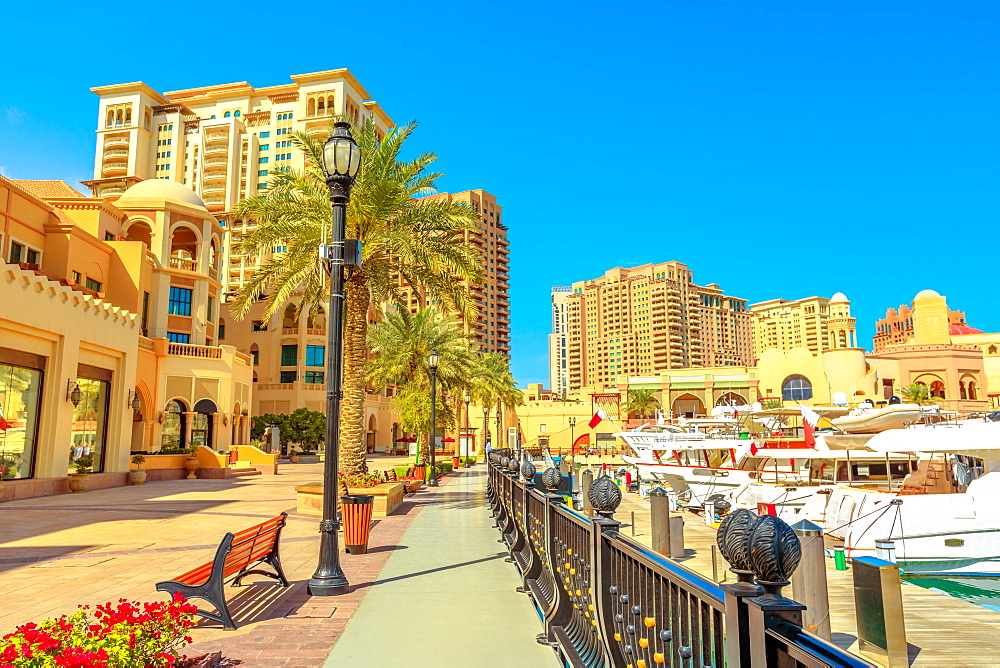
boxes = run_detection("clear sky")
[1,2,997,387]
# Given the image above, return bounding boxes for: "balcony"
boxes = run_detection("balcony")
[203,196,225,206]
[103,136,129,148]
[204,144,228,156]
[204,157,228,167]
[205,131,229,144]
[101,187,126,197]
[169,256,198,272]
[102,162,128,176]
[203,184,226,196]
[103,148,130,158]
[167,342,222,359]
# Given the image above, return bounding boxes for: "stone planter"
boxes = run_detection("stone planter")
[68,473,91,493]
[296,481,405,517]
[290,454,300,464]
[184,456,199,480]
[128,470,147,486]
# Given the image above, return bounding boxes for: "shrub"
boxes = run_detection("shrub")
[72,455,94,474]
[1,593,197,666]
[463,457,477,466]
[393,466,411,479]
[130,454,146,469]
[339,472,383,489]
[438,462,453,473]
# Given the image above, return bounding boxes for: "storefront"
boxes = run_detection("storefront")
[0,350,45,481]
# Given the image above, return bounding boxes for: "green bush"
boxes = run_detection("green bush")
[464,456,477,466]
[438,462,453,473]
[393,466,411,479]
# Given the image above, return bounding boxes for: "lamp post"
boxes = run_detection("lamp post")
[428,350,440,487]
[464,390,471,461]
[568,416,577,459]
[308,121,361,597]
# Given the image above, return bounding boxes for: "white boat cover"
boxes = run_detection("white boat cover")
[863,421,1000,459]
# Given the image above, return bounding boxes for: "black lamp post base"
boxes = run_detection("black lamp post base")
[428,478,439,487]
[307,574,350,596]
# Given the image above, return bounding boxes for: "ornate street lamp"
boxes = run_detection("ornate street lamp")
[463,390,471,461]
[428,349,440,487]
[308,121,361,597]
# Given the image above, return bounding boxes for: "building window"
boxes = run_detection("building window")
[280,370,297,383]
[70,377,110,474]
[259,144,269,151]
[305,345,325,367]
[71,271,81,284]
[258,157,269,164]
[207,296,215,322]
[252,320,267,332]
[141,292,150,335]
[258,170,268,176]
[85,278,102,292]
[168,287,192,316]
[224,112,231,117]
[162,399,186,450]
[10,241,40,265]
[781,375,813,401]
[281,344,298,366]
[305,371,324,384]
[0,359,44,479]
[259,131,270,138]
[166,332,190,344]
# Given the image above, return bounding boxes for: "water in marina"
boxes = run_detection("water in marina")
[905,575,1000,613]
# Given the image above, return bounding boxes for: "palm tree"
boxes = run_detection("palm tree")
[366,308,474,391]
[469,353,521,451]
[624,388,661,419]
[900,382,933,405]
[231,119,483,474]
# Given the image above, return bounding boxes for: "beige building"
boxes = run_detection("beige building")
[402,189,510,355]
[86,70,393,295]
[750,293,857,358]
[1,177,253,501]
[562,261,753,392]
[873,300,970,352]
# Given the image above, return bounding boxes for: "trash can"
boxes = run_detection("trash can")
[342,495,375,555]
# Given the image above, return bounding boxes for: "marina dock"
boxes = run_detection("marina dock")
[615,491,1000,666]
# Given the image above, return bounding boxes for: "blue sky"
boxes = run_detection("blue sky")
[1,2,997,387]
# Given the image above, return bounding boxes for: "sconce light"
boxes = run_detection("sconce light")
[222,414,229,426]
[241,408,248,416]
[158,411,165,424]
[67,381,82,407]
[127,389,141,412]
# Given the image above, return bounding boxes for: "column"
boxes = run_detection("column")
[210,412,221,451]
[183,412,196,448]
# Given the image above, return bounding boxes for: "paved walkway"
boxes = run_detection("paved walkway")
[325,467,556,666]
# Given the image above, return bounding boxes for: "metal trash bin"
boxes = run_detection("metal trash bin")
[342,495,375,555]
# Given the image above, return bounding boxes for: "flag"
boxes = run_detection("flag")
[588,407,608,429]
[800,404,820,448]
[749,439,759,456]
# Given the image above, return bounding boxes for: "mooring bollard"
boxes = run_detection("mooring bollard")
[650,487,673,557]
[581,469,594,517]
[789,519,832,640]
[852,556,908,667]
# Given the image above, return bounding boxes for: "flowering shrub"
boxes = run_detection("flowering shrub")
[338,471,383,488]
[1,593,198,667]
[0,466,12,480]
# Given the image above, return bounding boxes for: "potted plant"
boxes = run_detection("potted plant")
[184,445,199,479]
[129,454,147,485]
[289,447,300,464]
[69,455,94,493]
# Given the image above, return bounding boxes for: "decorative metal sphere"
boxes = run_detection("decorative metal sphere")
[520,459,536,482]
[716,508,757,573]
[588,475,622,517]
[501,456,511,471]
[506,458,519,474]
[541,467,562,492]
[747,514,801,585]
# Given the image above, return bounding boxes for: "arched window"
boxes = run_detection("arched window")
[781,375,813,401]
[930,381,946,399]
[282,304,298,330]
[234,110,241,117]
[250,343,259,366]
[990,345,997,355]
[161,399,187,450]
[224,111,231,118]
[308,99,316,116]
[125,107,132,124]
[969,381,978,400]
[960,382,968,400]
[106,110,114,127]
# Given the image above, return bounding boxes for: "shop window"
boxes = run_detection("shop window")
[69,378,109,474]
[0,361,44,480]
[161,400,186,450]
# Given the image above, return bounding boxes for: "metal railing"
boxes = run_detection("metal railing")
[486,450,874,668]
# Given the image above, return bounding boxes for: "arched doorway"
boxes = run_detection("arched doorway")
[715,392,748,408]
[162,399,187,450]
[192,398,218,449]
[129,387,146,452]
[673,393,704,419]
[366,414,377,453]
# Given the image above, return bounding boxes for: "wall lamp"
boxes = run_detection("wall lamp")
[127,389,141,412]
[67,381,82,407]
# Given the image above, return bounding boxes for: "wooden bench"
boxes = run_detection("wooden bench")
[155,513,290,630]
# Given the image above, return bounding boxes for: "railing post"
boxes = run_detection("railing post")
[516,459,542,594]
[506,457,528,560]
[539,467,570,647]
[589,475,629,667]
[581,468,594,517]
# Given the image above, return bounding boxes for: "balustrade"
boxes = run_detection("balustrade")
[486,450,873,668]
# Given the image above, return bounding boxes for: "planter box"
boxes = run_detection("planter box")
[295,481,404,517]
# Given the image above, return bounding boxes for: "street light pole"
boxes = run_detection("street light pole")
[308,121,361,597]
[464,390,471,462]
[569,416,577,459]
[428,349,440,487]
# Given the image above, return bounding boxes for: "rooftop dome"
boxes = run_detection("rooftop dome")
[914,289,940,299]
[830,292,849,302]
[116,180,206,209]
[950,324,984,335]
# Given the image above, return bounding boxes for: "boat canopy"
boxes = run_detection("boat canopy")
[863,421,1000,460]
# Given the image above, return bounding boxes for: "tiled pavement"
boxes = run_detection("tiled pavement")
[0,458,467,666]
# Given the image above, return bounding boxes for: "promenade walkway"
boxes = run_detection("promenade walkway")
[325,467,555,666]
[0,461,553,666]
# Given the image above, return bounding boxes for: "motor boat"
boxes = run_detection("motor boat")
[831,403,926,434]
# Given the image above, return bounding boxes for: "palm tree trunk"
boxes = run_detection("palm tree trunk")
[482,406,491,451]
[339,274,370,474]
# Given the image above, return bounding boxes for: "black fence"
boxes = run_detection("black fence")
[486,449,874,667]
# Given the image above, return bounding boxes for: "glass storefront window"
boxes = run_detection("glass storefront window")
[191,413,210,447]
[68,378,109,474]
[161,400,186,450]
[0,362,43,480]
